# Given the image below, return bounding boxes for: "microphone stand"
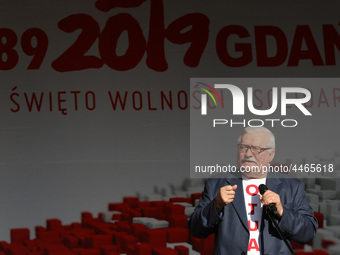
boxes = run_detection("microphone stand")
[265,206,296,255]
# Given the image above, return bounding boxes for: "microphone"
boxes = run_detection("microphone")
[259,184,279,218]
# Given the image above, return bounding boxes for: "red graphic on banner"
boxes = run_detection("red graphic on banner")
[52,0,209,72]
[1,0,339,71]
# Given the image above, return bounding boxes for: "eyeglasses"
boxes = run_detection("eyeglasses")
[238,144,271,155]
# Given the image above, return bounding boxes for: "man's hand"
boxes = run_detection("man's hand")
[215,185,237,213]
[260,190,283,217]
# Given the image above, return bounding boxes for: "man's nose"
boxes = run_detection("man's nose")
[245,147,254,157]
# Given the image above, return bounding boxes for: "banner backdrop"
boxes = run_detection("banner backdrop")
[0,0,339,242]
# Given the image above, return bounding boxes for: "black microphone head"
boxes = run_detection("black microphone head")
[259,184,268,195]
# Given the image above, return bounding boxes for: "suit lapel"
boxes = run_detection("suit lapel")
[266,173,282,195]
[226,176,249,231]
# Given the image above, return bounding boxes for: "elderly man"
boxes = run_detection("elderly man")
[188,126,318,255]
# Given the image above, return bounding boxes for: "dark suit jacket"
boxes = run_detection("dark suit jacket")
[187,172,318,255]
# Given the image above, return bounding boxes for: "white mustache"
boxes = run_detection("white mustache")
[242,156,257,163]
